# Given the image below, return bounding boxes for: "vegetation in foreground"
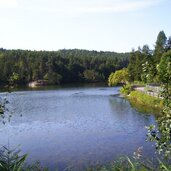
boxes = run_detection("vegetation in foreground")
[0,145,171,171]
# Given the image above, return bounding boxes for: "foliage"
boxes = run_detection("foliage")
[147,50,171,158]
[43,72,62,85]
[157,50,171,85]
[128,46,153,83]
[0,146,27,171]
[126,33,171,159]
[128,91,163,110]
[83,69,104,82]
[87,155,171,171]
[153,31,167,64]
[0,146,49,171]
[0,49,129,86]
[141,61,155,83]
[127,31,171,83]
[9,72,20,86]
[120,84,132,95]
[108,68,129,86]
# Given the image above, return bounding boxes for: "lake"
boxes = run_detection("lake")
[0,85,157,170]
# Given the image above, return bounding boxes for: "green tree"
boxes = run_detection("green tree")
[0,49,129,86]
[158,50,171,85]
[147,50,171,158]
[134,50,143,81]
[128,49,136,81]
[44,72,62,85]
[154,31,167,64]
[141,45,154,83]
[9,72,19,86]
[108,68,129,86]
[83,69,100,82]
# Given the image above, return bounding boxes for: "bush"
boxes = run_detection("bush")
[120,84,132,95]
[108,68,129,86]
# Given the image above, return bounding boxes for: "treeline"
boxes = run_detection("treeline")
[0,49,129,86]
[128,31,171,83]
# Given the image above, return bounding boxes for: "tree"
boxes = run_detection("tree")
[141,45,154,83]
[44,72,62,85]
[128,47,149,82]
[0,49,129,86]
[9,72,20,86]
[158,50,171,85]
[134,50,143,81]
[108,68,129,86]
[147,50,171,158]
[128,49,136,82]
[83,69,100,82]
[153,31,167,64]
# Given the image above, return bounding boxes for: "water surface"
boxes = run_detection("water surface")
[0,86,156,170]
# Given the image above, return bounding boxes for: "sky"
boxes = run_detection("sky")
[0,0,171,52]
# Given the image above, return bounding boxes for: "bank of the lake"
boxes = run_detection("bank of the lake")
[122,88,163,115]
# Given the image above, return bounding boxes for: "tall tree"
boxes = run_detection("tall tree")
[153,31,167,64]
[128,49,136,81]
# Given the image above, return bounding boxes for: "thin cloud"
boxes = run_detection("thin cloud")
[81,0,163,13]
[22,0,163,14]
[0,0,18,7]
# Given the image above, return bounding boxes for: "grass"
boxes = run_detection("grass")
[1,146,171,171]
[0,146,48,171]
[87,157,171,171]
[0,146,27,171]
[128,91,163,113]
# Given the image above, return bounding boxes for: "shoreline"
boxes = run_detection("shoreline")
[122,89,163,115]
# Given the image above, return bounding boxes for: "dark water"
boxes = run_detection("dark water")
[0,86,157,170]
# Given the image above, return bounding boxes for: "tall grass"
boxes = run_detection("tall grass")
[87,157,171,171]
[0,146,48,171]
[0,146,27,171]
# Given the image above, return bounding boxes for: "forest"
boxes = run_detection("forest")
[128,31,171,84]
[0,49,129,86]
[108,31,171,86]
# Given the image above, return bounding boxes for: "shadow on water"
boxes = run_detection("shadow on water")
[109,96,157,124]
[0,83,107,93]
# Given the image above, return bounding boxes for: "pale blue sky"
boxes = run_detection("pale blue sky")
[0,0,170,52]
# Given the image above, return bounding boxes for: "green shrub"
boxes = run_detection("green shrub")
[108,68,129,86]
[120,84,132,95]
